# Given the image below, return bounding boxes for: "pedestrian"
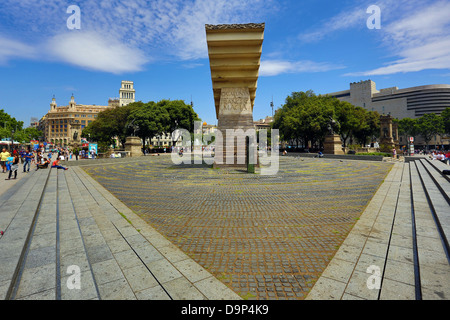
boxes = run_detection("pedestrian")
[5,153,19,180]
[19,148,26,164]
[23,149,33,172]
[0,148,10,173]
[392,148,397,159]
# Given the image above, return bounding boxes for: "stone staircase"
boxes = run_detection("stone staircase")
[0,167,240,300]
[307,158,450,300]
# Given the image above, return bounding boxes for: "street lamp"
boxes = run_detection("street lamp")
[11,129,14,152]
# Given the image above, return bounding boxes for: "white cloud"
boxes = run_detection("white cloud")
[260,60,345,76]
[346,0,450,76]
[0,35,37,65]
[47,32,149,74]
[0,0,274,73]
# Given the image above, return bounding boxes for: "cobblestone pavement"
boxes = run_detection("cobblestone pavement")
[80,155,393,300]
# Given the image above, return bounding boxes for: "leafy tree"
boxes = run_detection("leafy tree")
[352,109,380,146]
[11,127,42,143]
[129,102,170,150]
[82,102,141,148]
[157,99,200,145]
[334,100,359,148]
[441,107,450,136]
[398,117,418,144]
[273,91,335,148]
[416,113,444,150]
[0,109,24,139]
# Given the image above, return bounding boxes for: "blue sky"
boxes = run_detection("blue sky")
[0,0,449,127]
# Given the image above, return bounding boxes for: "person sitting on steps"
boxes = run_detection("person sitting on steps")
[51,158,68,170]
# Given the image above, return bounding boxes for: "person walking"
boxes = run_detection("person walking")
[0,148,11,173]
[5,153,19,180]
[23,149,33,172]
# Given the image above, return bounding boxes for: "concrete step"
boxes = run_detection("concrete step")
[414,160,450,256]
[426,159,450,183]
[420,159,450,204]
[410,162,450,300]
[0,169,52,300]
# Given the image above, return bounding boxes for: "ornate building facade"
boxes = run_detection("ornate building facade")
[40,81,135,147]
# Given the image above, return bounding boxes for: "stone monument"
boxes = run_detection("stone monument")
[125,136,142,157]
[205,23,265,168]
[323,117,344,155]
[379,114,395,152]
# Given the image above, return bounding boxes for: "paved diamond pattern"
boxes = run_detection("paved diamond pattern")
[82,156,392,300]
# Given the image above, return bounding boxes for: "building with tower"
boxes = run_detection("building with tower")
[39,81,136,147]
[119,81,136,106]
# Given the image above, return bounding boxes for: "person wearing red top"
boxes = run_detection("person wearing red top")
[52,159,68,170]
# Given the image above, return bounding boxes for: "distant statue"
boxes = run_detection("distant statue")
[327,117,338,135]
[73,131,78,140]
[383,127,388,138]
[127,119,138,137]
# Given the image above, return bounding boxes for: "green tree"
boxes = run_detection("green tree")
[352,109,380,147]
[129,102,170,150]
[82,102,141,148]
[273,91,335,148]
[416,113,444,150]
[12,127,43,143]
[441,107,450,136]
[157,99,201,145]
[334,100,359,149]
[0,109,24,140]
[398,117,418,144]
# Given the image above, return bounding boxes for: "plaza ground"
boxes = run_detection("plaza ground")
[1,154,448,300]
[79,155,392,300]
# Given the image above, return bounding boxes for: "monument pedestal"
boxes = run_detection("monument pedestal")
[379,115,396,152]
[214,88,257,169]
[125,136,142,157]
[323,134,344,155]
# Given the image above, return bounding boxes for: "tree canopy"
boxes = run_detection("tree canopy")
[273,91,380,148]
[82,99,200,150]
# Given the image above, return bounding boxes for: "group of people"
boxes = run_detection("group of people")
[0,147,68,181]
[430,151,450,164]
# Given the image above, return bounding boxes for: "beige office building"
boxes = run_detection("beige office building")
[327,80,450,119]
[327,80,450,147]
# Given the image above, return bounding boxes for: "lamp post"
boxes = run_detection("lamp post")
[11,129,14,152]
